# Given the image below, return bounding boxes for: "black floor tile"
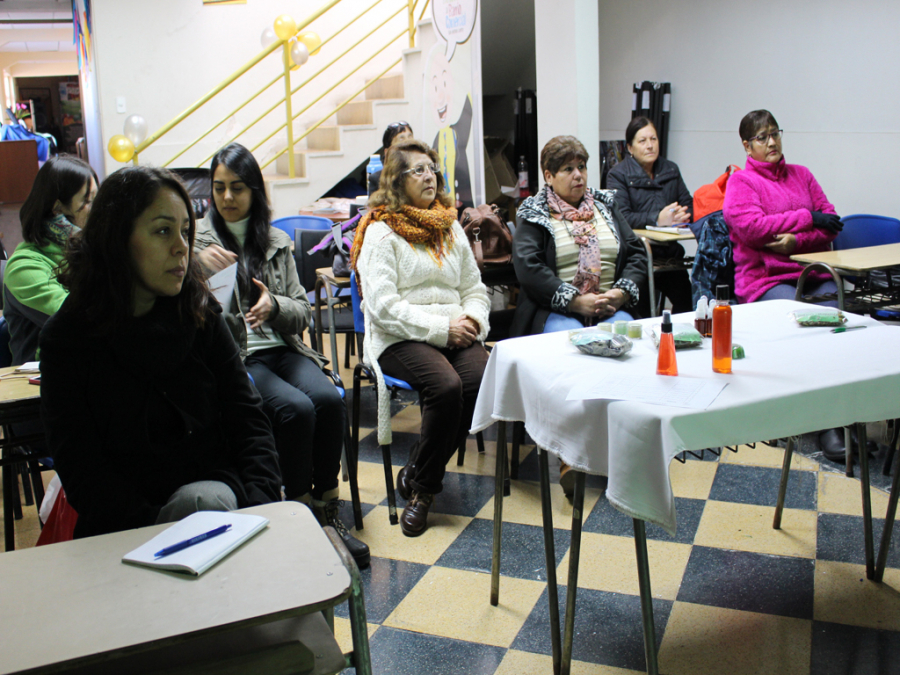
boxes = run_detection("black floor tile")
[810,620,900,675]
[513,586,672,670]
[677,546,815,619]
[817,512,900,568]
[355,627,505,675]
[436,519,570,582]
[356,430,418,466]
[708,463,817,510]
[334,556,429,624]
[583,496,705,544]
[337,498,377,523]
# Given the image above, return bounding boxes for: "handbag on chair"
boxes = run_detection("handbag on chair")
[460,204,513,271]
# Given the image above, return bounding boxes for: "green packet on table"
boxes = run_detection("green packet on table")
[789,308,846,327]
[649,323,703,350]
[568,327,633,357]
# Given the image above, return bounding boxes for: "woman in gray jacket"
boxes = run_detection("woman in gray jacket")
[195,143,368,568]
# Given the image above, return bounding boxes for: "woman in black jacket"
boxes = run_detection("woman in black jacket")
[606,116,693,315]
[40,166,282,538]
[511,135,648,338]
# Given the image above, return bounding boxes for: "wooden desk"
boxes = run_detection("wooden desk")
[791,243,900,312]
[632,227,695,243]
[634,229,696,317]
[0,367,44,552]
[0,502,371,675]
[791,242,900,272]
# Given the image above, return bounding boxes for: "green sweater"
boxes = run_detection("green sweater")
[4,240,68,363]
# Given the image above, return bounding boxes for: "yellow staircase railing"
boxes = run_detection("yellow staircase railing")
[107,0,430,179]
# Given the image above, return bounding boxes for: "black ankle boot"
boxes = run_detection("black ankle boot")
[314,499,370,569]
[819,428,847,462]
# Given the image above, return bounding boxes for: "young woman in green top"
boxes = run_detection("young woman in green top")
[4,155,97,364]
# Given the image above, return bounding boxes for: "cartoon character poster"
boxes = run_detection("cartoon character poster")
[425,0,483,210]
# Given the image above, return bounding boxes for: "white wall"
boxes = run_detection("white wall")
[597,0,900,216]
[90,0,410,176]
[534,0,600,188]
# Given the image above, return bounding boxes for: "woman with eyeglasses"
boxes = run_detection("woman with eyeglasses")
[351,138,490,537]
[724,110,846,461]
[724,110,841,304]
[367,121,414,194]
[606,116,694,315]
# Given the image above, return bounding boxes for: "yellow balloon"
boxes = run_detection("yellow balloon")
[299,31,322,55]
[273,15,297,41]
[108,134,135,163]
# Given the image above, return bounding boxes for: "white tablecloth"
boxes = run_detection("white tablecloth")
[471,300,900,534]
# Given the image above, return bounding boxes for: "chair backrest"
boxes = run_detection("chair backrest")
[350,272,366,334]
[294,227,335,294]
[273,215,332,239]
[834,214,900,251]
[0,317,13,369]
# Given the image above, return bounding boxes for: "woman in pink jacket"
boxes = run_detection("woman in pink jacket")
[724,109,842,304]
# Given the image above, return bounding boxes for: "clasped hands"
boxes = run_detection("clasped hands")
[568,289,628,319]
[448,316,480,348]
[196,244,273,330]
[657,202,690,226]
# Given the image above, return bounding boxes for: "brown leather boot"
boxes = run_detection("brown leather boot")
[559,460,575,498]
[400,492,434,537]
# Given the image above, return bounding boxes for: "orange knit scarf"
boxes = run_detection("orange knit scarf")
[350,202,457,292]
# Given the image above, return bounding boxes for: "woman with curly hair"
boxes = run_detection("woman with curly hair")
[351,138,490,537]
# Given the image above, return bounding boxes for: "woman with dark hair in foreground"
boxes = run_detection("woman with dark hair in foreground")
[40,165,282,539]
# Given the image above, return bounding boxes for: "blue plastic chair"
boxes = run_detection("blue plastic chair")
[834,214,900,251]
[271,215,332,238]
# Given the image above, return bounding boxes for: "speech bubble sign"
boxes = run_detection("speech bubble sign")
[431,0,477,61]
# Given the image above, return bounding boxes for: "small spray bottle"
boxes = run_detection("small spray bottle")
[695,296,709,336]
[657,310,678,376]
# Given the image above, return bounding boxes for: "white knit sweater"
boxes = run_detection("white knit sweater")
[357,220,491,444]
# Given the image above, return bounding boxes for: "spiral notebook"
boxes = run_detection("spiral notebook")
[122,511,269,576]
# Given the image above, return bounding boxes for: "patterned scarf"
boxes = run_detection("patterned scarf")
[545,186,602,295]
[350,201,457,294]
[43,213,79,247]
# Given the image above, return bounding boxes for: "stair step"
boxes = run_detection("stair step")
[306,126,341,151]
[337,101,373,126]
[365,74,404,101]
[274,151,308,178]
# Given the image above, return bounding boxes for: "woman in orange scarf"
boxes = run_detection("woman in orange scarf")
[351,139,490,537]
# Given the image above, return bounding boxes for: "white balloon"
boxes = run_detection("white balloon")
[290,40,309,67]
[261,26,278,48]
[123,114,148,146]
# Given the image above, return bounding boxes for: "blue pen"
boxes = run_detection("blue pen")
[154,524,232,558]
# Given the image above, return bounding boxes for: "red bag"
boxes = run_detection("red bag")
[460,204,513,270]
[693,165,741,220]
[35,487,78,546]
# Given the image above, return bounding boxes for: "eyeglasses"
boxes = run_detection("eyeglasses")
[749,129,783,145]
[388,121,410,130]
[403,163,438,177]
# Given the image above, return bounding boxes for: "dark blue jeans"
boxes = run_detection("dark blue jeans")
[245,347,343,500]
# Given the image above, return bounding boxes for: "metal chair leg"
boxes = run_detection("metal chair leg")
[476,432,485,454]
[456,435,467,466]
[845,426,854,478]
[3,459,16,551]
[342,399,363,531]
[490,421,506,606]
[510,421,523,480]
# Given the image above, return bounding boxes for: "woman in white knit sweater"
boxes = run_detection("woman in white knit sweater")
[351,139,490,537]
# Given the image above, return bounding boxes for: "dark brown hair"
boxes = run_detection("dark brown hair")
[540,136,589,177]
[58,165,211,334]
[739,110,779,142]
[369,139,453,212]
[19,154,97,247]
[625,116,656,147]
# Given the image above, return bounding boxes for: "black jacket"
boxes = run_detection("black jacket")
[40,297,282,538]
[607,155,693,230]
[510,187,648,337]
